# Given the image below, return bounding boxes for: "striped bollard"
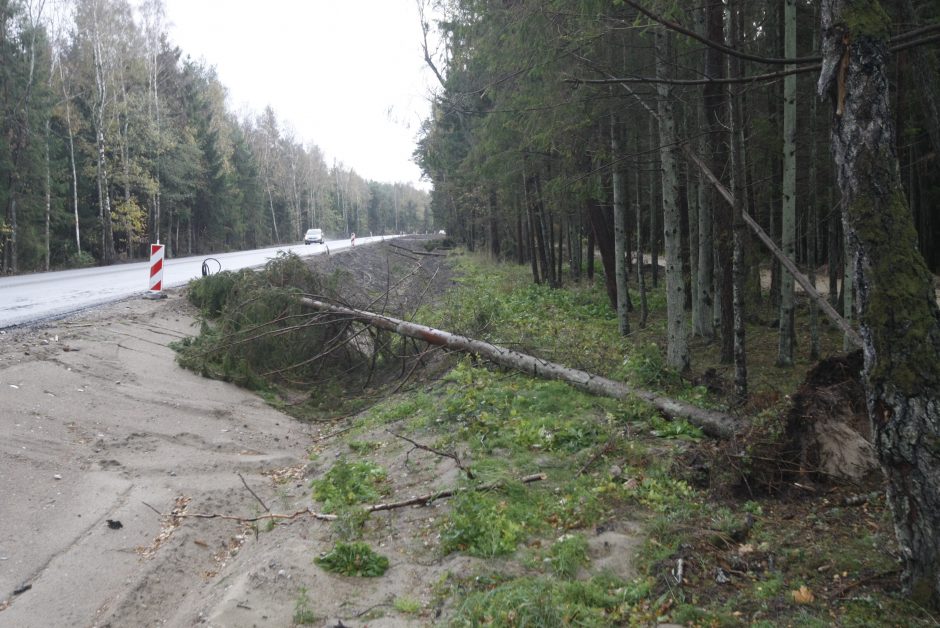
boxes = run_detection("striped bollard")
[148,244,165,295]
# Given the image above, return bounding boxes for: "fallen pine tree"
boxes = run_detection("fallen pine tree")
[300,297,744,439]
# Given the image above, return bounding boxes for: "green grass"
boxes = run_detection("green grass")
[292,586,317,624]
[311,459,388,513]
[314,542,389,577]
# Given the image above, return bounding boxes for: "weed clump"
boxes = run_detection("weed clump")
[315,542,389,577]
[441,490,527,557]
[311,458,388,513]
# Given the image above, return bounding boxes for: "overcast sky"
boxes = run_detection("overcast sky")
[162,0,437,189]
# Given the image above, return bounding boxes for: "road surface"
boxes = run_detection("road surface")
[0,236,391,329]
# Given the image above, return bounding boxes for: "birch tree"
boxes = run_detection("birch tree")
[819,0,940,607]
[655,23,689,372]
[777,0,797,366]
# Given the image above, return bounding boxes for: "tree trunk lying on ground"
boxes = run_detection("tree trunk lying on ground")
[300,297,744,439]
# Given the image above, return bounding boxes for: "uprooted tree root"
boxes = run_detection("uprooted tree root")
[700,350,878,497]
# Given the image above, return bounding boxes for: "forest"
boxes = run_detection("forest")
[0,0,431,274]
[415,0,940,610]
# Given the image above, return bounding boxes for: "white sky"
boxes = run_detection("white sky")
[162,0,437,188]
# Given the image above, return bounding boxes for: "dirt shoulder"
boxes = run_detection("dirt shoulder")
[0,241,508,627]
[0,284,322,626]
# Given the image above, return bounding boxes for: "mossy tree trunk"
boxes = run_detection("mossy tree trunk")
[819,0,940,608]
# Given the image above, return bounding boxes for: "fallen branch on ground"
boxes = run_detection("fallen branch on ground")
[147,473,546,524]
[388,429,475,478]
[299,297,743,438]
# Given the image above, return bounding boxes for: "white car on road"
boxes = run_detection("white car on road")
[304,228,324,244]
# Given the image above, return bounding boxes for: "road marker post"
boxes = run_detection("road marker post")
[146,243,166,299]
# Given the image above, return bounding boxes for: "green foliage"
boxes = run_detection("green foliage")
[625,474,697,514]
[347,440,381,454]
[441,490,527,557]
[292,586,317,624]
[392,596,423,614]
[440,360,612,455]
[646,414,703,440]
[314,542,389,577]
[451,574,650,627]
[311,459,388,513]
[547,533,590,578]
[618,342,679,388]
[65,250,96,269]
[175,253,352,397]
[186,270,243,317]
[438,258,624,375]
[332,506,371,541]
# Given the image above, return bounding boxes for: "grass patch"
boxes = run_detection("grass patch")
[315,542,389,577]
[392,596,423,614]
[450,574,651,627]
[547,533,590,578]
[311,459,388,513]
[292,586,317,624]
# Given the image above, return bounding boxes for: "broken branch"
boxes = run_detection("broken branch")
[148,473,547,524]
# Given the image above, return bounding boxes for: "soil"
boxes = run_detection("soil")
[0,237,639,627]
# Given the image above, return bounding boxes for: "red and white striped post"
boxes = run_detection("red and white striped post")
[148,243,165,293]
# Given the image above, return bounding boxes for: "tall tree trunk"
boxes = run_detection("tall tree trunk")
[612,113,631,335]
[648,116,659,289]
[694,4,714,339]
[778,0,797,366]
[809,5,822,361]
[729,0,748,402]
[523,170,541,284]
[635,143,648,328]
[92,11,114,265]
[44,118,51,271]
[59,60,82,254]
[655,25,689,372]
[704,0,730,359]
[819,0,940,607]
[587,196,618,309]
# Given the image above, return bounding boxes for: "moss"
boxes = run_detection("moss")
[846,189,940,397]
[844,0,891,40]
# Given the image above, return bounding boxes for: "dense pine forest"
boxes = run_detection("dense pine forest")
[0,0,430,274]
[414,0,940,608]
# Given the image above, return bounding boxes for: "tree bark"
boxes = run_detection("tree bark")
[778,0,797,367]
[655,25,689,372]
[299,298,742,439]
[612,113,631,335]
[635,132,649,329]
[819,0,940,607]
[729,0,748,402]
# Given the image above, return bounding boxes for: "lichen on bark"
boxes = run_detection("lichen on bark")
[821,0,940,609]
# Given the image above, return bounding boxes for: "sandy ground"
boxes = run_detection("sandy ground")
[0,291,322,626]
[0,242,642,627]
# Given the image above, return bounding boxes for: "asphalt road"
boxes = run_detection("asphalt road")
[0,236,392,329]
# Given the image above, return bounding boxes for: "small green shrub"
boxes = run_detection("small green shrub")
[315,542,389,577]
[292,586,317,624]
[348,440,380,454]
[547,533,590,578]
[65,250,96,269]
[311,459,387,513]
[441,491,526,557]
[392,596,423,614]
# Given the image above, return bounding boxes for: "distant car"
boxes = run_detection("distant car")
[304,228,324,244]
[438,230,446,235]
